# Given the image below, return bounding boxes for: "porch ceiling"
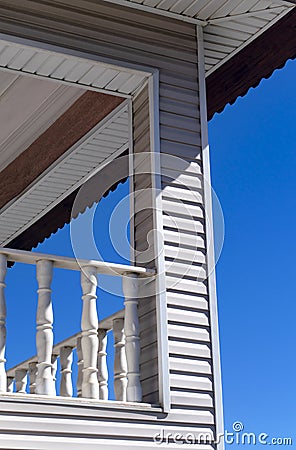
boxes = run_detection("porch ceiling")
[0,71,128,247]
[0,72,83,172]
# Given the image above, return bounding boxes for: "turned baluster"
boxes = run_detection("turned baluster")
[97,329,108,400]
[81,266,99,399]
[35,260,55,396]
[28,362,38,394]
[76,337,83,398]
[7,376,14,393]
[122,273,142,402]
[0,254,7,393]
[60,346,73,397]
[113,318,127,401]
[15,369,27,393]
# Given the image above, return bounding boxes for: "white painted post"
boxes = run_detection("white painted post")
[76,336,83,398]
[97,329,108,400]
[28,362,38,394]
[122,273,142,402]
[0,254,7,393]
[35,259,56,396]
[113,318,127,401]
[60,346,73,397]
[7,376,14,393]
[81,266,99,399]
[15,369,27,393]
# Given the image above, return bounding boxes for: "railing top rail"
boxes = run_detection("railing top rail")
[0,247,154,277]
[7,309,125,377]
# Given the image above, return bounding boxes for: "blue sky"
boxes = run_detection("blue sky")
[5,58,295,445]
[209,59,296,447]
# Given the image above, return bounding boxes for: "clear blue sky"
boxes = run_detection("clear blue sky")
[209,59,296,447]
[5,59,295,444]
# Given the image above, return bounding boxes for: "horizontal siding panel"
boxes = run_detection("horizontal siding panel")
[160,70,198,91]
[140,358,158,381]
[140,326,157,348]
[160,111,201,133]
[0,434,215,450]
[164,245,205,264]
[169,341,211,359]
[162,185,203,204]
[168,324,210,342]
[163,215,204,234]
[166,277,208,294]
[160,140,201,158]
[171,391,213,408]
[170,357,212,375]
[166,292,209,310]
[141,375,158,394]
[140,309,158,333]
[165,261,207,279]
[0,411,218,441]
[162,199,204,220]
[160,97,200,120]
[160,125,201,146]
[141,343,158,364]
[168,307,209,326]
[160,84,198,105]
[162,172,203,190]
[134,189,153,210]
[161,157,202,176]
[171,374,213,392]
[168,409,215,426]
[164,229,205,249]
[134,153,151,172]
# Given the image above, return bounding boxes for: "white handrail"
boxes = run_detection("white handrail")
[0,247,154,277]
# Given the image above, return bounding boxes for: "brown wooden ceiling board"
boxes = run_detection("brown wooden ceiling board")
[0,91,124,210]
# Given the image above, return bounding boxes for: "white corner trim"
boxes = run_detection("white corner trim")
[197,25,225,450]
[148,74,171,414]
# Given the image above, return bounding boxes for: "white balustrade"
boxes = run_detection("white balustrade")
[15,369,27,393]
[113,318,127,401]
[28,362,37,394]
[81,266,99,399]
[0,254,7,393]
[60,346,73,397]
[0,247,153,403]
[76,337,83,398]
[122,273,142,402]
[97,329,108,400]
